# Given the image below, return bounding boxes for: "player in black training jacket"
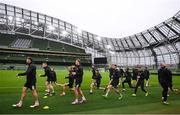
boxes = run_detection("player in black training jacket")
[12,57,39,108]
[51,67,57,84]
[158,64,171,105]
[144,67,150,87]
[89,67,103,94]
[122,68,134,91]
[132,66,149,97]
[166,66,179,95]
[71,59,87,105]
[102,64,123,100]
[60,65,75,96]
[40,62,55,96]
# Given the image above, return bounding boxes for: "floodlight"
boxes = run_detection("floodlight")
[48,25,55,31]
[8,16,13,21]
[109,51,115,55]
[62,30,68,36]
[107,45,112,49]
[21,19,25,23]
[16,17,20,21]
[34,21,38,25]
[96,36,101,41]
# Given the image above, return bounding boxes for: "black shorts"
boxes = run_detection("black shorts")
[47,77,53,84]
[75,79,82,88]
[145,77,149,80]
[67,82,74,88]
[167,82,173,88]
[92,75,96,79]
[95,78,100,82]
[96,79,101,88]
[110,80,119,88]
[132,77,137,80]
[24,82,36,90]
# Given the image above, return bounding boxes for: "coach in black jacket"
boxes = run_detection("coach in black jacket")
[158,64,171,104]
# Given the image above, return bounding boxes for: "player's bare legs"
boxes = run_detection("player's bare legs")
[30,89,39,108]
[13,87,27,107]
[78,88,86,102]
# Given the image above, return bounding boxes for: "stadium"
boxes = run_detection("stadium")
[0,0,180,114]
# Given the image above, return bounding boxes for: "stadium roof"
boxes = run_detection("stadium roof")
[1,0,180,38]
[0,2,179,66]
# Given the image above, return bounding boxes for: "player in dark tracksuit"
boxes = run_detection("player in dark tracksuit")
[118,68,124,86]
[144,67,150,87]
[132,68,138,86]
[40,62,54,96]
[103,65,123,100]
[13,57,39,108]
[132,68,138,80]
[158,64,171,104]
[167,68,179,94]
[122,68,134,91]
[51,68,57,84]
[167,68,173,92]
[92,66,96,78]
[89,68,102,94]
[120,68,124,78]
[71,59,86,105]
[132,67,148,97]
[60,65,75,96]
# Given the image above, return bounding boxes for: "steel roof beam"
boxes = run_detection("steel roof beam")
[147,30,159,42]
[163,22,179,36]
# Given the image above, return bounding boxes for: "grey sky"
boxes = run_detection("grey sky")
[0,0,179,38]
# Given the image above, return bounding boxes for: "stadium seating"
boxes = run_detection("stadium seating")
[32,38,49,50]
[0,33,85,53]
[0,32,91,66]
[0,33,15,47]
[11,39,31,48]
[0,47,92,66]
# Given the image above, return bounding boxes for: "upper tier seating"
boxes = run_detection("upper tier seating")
[0,33,85,53]
[11,39,31,48]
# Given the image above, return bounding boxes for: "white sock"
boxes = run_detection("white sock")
[47,89,50,93]
[18,100,23,105]
[75,99,78,102]
[105,92,108,96]
[35,100,39,104]
[82,96,86,100]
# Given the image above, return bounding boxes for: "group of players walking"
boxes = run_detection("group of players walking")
[12,57,177,108]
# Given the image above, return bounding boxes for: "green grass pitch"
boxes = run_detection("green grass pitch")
[0,69,180,114]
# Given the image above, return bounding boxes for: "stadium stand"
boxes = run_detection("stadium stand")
[0,47,91,66]
[11,39,31,48]
[0,33,14,47]
[0,33,85,53]
[0,3,179,69]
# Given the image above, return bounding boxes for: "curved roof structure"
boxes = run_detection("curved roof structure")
[0,3,179,67]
